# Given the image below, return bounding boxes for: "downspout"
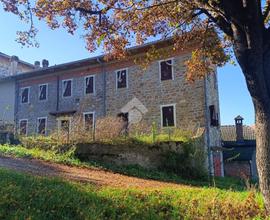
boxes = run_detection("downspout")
[97,57,107,117]
[215,69,224,177]
[203,76,214,178]
[56,75,60,111]
[14,78,19,135]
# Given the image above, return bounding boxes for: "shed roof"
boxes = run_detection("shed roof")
[221,125,255,142]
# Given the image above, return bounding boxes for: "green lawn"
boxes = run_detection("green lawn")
[0,144,247,191]
[0,168,267,220]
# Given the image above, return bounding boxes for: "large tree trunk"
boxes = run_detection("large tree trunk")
[255,102,270,212]
[233,37,270,212]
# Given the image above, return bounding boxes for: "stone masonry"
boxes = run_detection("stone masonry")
[13,41,222,176]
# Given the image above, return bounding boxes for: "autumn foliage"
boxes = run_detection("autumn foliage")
[1,0,230,81]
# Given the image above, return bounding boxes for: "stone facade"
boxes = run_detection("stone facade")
[16,53,211,135]
[106,55,206,131]
[0,54,34,124]
[13,42,222,176]
[204,71,223,176]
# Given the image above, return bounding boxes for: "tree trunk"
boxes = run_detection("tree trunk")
[255,102,270,213]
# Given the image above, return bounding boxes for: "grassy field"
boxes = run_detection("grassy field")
[0,168,267,220]
[0,144,248,191]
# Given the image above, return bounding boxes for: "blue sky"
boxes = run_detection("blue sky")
[0,8,255,125]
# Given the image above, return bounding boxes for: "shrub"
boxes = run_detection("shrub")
[160,140,207,179]
[95,116,126,141]
[19,136,72,153]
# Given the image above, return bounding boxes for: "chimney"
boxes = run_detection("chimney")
[9,55,19,75]
[235,115,244,142]
[42,59,49,68]
[34,61,41,69]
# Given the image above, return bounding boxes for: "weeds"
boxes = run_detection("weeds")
[0,168,267,220]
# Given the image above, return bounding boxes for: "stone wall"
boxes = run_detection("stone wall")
[0,56,33,124]
[204,71,223,176]
[224,161,251,178]
[75,141,191,169]
[106,54,206,131]
[17,71,105,134]
[16,52,208,135]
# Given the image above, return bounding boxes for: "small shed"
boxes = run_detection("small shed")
[221,116,257,179]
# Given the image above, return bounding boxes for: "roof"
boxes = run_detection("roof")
[223,145,255,161]
[0,52,34,68]
[221,125,256,142]
[12,37,178,80]
[235,115,244,120]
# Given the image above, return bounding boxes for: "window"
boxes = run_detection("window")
[83,112,95,131]
[37,117,47,135]
[39,84,48,101]
[161,104,176,127]
[209,105,219,126]
[19,119,28,135]
[160,59,173,81]
[59,119,70,133]
[21,87,30,103]
[85,75,95,94]
[62,79,72,97]
[116,69,128,89]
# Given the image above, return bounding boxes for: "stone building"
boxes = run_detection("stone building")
[5,39,222,176]
[0,53,34,125]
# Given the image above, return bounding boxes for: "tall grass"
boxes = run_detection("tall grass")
[0,144,249,191]
[0,168,267,220]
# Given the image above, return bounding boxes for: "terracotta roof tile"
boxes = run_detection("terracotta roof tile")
[221,125,255,141]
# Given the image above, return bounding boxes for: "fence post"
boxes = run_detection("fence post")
[152,122,157,143]
[92,121,96,142]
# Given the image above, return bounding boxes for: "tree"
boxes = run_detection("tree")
[1,0,270,212]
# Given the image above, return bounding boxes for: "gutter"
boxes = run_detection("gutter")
[97,57,107,117]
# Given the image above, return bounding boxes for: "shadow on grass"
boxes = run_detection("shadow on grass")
[0,168,265,220]
[84,160,248,192]
[0,168,152,220]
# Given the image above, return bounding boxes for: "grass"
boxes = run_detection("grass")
[0,168,267,220]
[0,144,249,191]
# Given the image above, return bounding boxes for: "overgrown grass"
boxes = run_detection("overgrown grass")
[0,144,247,191]
[0,168,267,220]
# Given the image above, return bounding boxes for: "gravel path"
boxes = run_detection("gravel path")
[0,156,185,189]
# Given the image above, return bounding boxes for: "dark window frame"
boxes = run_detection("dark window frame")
[37,117,47,135]
[209,105,219,127]
[39,84,48,101]
[159,59,173,81]
[21,87,30,104]
[116,69,128,89]
[59,119,71,133]
[19,119,28,135]
[161,104,176,127]
[83,112,95,131]
[62,79,73,98]
[85,75,95,95]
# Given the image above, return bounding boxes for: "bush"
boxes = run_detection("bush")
[160,140,207,179]
[19,136,72,153]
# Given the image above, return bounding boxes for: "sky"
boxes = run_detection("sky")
[0,8,255,126]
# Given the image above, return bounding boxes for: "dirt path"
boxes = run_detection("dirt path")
[0,156,186,189]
